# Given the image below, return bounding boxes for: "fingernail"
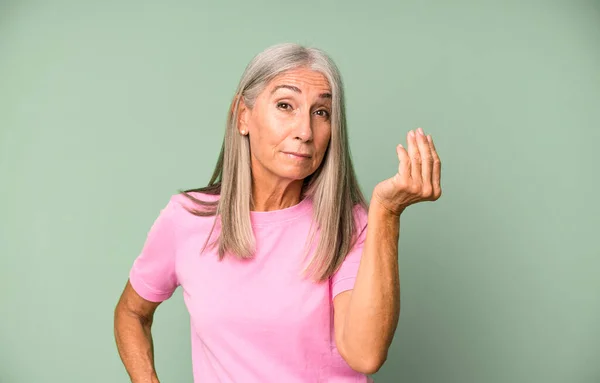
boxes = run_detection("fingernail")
[418,127,424,135]
[409,130,415,137]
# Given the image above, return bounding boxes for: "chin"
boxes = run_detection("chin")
[276,168,312,181]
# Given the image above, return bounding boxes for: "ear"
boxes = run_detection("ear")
[236,96,249,134]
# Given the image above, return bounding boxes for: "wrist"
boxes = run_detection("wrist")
[369,199,404,221]
[370,196,405,219]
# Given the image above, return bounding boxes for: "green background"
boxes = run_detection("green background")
[1,1,598,382]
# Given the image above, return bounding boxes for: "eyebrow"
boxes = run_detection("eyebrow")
[271,84,332,99]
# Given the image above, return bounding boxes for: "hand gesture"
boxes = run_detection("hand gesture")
[372,127,442,216]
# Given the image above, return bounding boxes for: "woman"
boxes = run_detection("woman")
[114,42,442,383]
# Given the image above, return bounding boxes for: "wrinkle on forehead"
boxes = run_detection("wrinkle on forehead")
[270,68,331,93]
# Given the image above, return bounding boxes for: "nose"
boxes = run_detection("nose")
[293,111,313,142]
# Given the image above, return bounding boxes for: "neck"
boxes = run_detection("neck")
[251,179,304,212]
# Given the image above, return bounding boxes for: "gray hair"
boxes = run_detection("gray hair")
[181,42,367,282]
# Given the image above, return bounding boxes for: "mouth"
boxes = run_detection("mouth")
[282,151,312,159]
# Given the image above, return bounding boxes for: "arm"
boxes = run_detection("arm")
[114,196,180,382]
[114,280,162,383]
[333,202,401,374]
[334,127,442,374]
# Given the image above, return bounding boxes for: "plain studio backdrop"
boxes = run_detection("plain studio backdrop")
[1,1,599,382]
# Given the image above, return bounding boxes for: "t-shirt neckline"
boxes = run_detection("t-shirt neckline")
[249,196,312,226]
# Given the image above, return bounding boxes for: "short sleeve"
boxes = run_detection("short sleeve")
[129,197,180,302]
[331,205,368,299]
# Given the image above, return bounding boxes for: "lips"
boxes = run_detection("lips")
[283,151,311,158]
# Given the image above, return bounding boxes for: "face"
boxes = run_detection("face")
[238,67,333,187]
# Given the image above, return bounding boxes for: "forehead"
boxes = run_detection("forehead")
[268,67,331,92]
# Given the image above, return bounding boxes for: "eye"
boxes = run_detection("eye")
[277,102,292,110]
[315,109,330,119]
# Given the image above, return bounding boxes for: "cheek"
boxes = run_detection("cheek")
[315,127,332,155]
[262,113,290,147]
[250,111,288,155]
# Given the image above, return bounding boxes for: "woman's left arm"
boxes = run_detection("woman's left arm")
[334,127,442,374]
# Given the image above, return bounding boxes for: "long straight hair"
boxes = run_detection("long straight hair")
[181,43,368,282]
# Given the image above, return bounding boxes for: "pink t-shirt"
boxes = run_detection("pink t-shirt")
[129,191,373,383]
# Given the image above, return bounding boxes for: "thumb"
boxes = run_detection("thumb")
[396,144,410,181]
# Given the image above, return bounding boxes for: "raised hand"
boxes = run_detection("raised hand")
[372,127,442,216]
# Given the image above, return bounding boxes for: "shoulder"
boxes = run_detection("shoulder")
[158,191,221,233]
[168,191,220,212]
